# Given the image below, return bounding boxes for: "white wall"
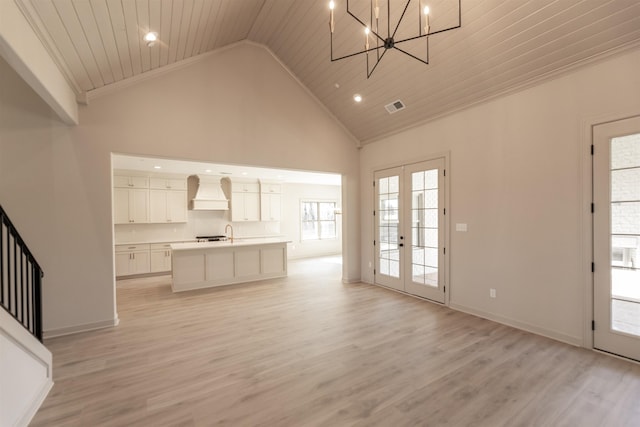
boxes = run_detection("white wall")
[360,47,640,346]
[1,42,360,335]
[282,183,342,259]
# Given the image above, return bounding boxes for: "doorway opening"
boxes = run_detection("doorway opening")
[109,153,344,297]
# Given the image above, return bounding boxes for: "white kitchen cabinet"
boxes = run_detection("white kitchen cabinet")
[150,243,173,273]
[259,180,282,222]
[113,188,149,224]
[260,193,281,221]
[231,192,260,221]
[150,177,187,190]
[114,175,148,189]
[231,182,260,193]
[149,190,187,223]
[115,244,150,276]
[261,183,282,194]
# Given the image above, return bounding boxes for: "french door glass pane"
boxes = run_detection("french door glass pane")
[610,133,640,337]
[411,169,438,288]
[379,176,400,278]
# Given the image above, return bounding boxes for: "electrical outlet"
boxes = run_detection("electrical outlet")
[490,288,496,298]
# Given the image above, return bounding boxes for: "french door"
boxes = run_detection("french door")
[593,116,640,362]
[374,158,446,303]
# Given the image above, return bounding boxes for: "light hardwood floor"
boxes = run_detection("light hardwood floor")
[32,257,640,426]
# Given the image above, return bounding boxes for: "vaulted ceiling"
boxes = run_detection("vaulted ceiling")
[15,0,640,144]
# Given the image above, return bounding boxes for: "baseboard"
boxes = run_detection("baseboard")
[450,302,583,347]
[17,378,53,427]
[43,317,119,339]
[342,277,361,284]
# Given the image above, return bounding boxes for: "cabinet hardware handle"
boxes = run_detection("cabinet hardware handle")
[128,246,135,249]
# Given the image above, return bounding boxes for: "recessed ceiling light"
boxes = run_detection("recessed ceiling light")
[144,32,158,47]
[153,165,162,169]
[205,169,212,173]
[241,172,248,176]
[354,94,362,103]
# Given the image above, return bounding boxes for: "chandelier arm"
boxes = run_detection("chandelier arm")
[391,0,413,40]
[393,21,462,45]
[367,47,388,78]
[331,45,386,62]
[393,45,429,65]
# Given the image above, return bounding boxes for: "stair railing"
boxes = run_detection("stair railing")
[0,204,44,341]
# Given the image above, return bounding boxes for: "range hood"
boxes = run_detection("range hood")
[187,175,229,210]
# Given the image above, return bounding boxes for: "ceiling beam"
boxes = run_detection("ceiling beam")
[0,0,78,125]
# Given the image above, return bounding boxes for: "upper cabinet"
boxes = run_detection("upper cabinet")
[113,174,149,224]
[150,178,187,191]
[260,181,282,222]
[149,190,187,223]
[114,175,149,189]
[114,187,149,224]
[224,178,260,222]
[114,172,187,224]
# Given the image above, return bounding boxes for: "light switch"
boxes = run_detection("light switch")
[456,223,468,232]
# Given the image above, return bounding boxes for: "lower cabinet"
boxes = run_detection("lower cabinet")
[150,243,173,273]
[115,242,175,277]
[115,244,150,277]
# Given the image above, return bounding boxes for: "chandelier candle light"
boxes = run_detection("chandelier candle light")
[329,0,461,78]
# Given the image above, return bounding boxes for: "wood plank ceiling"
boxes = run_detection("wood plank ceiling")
[15,0,640,144]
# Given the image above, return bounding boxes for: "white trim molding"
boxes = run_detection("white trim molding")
[44,316,119,339]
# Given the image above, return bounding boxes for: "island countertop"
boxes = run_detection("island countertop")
[170,237,290,251]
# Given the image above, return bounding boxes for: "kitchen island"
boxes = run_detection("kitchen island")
[170,238,289,292]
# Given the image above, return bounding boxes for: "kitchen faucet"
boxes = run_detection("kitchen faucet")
[225,224,234,243]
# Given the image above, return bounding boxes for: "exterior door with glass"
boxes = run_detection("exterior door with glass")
[374,159,446,303]
[374,167,404,291]
[593,116,640,362]
[404,159,446,303]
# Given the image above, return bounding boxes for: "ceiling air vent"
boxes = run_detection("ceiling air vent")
[385,100,406,114]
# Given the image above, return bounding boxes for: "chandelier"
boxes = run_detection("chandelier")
[329,0,461,78]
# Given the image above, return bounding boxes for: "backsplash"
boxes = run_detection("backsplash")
[114,210,281,244]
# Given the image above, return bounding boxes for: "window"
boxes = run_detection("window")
[301,201,337,240]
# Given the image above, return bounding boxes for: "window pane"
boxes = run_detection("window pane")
[611,133,640,170]
[389,176,399,193]
[424,169,438,189]
[424,267,438,286]
[319,202,336,220]
[301,202,316,221]
[412,264,425,284]
[302,221,318,240]
[612,202,640,235]
[379,177,389,194]
[424,248,438,267]
[412,171,424,191]
[423,189,438,208]
[390,260,400,277]
[611,168,640,202]
[320,221,336,238]
[424,209,438,228]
